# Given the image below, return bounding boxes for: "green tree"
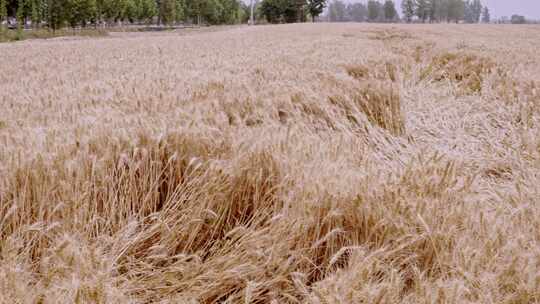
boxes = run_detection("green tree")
[367,0,380,22]
[68,0,98,27]
[159,0,176,24]
[447,0,464,22]
[307,0,325,21]
[100,0,127,22]
[16,0,25,29]
[47,0,68,31]
[260,0,282,23]
[282,0,299,23]
[219,0,242,24]
[134,0,156,22]
[0,0,7,26]
[175,0,185,22]
[124,0,139,22]
[257,0,316,23]
[259,0,303,23]
[415,0,428,22]
[401,0,414,22]
[0,0,285,30]
[29,0,40,27]
[383,0,396,21]
[186,0,221,24]
[288,0,306,23]
[202,0,225,24]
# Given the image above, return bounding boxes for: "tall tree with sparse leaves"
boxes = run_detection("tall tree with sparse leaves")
[481,6,489,23]
[426,0,438,22]
[415,0,429,22]
[328,0,345,21]
[471,0,481,22]
[401,0,415,23]
[347,2,367,22]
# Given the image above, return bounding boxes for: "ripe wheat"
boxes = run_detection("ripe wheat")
[0,23,539,303]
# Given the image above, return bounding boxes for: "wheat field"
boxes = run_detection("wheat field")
[0,23,539,303]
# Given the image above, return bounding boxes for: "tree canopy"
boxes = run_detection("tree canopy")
[1,0,245,28]
[0,0,501,29]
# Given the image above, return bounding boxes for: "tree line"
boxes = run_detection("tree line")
[0,0,249,30]
[327,0,398,22]
[327,0,490,23]
[258,0,397,23]
[1,0,531,31]
[257,0,497,24]
[401,0,488,23]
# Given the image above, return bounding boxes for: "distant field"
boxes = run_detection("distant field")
[1,24,539,303]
